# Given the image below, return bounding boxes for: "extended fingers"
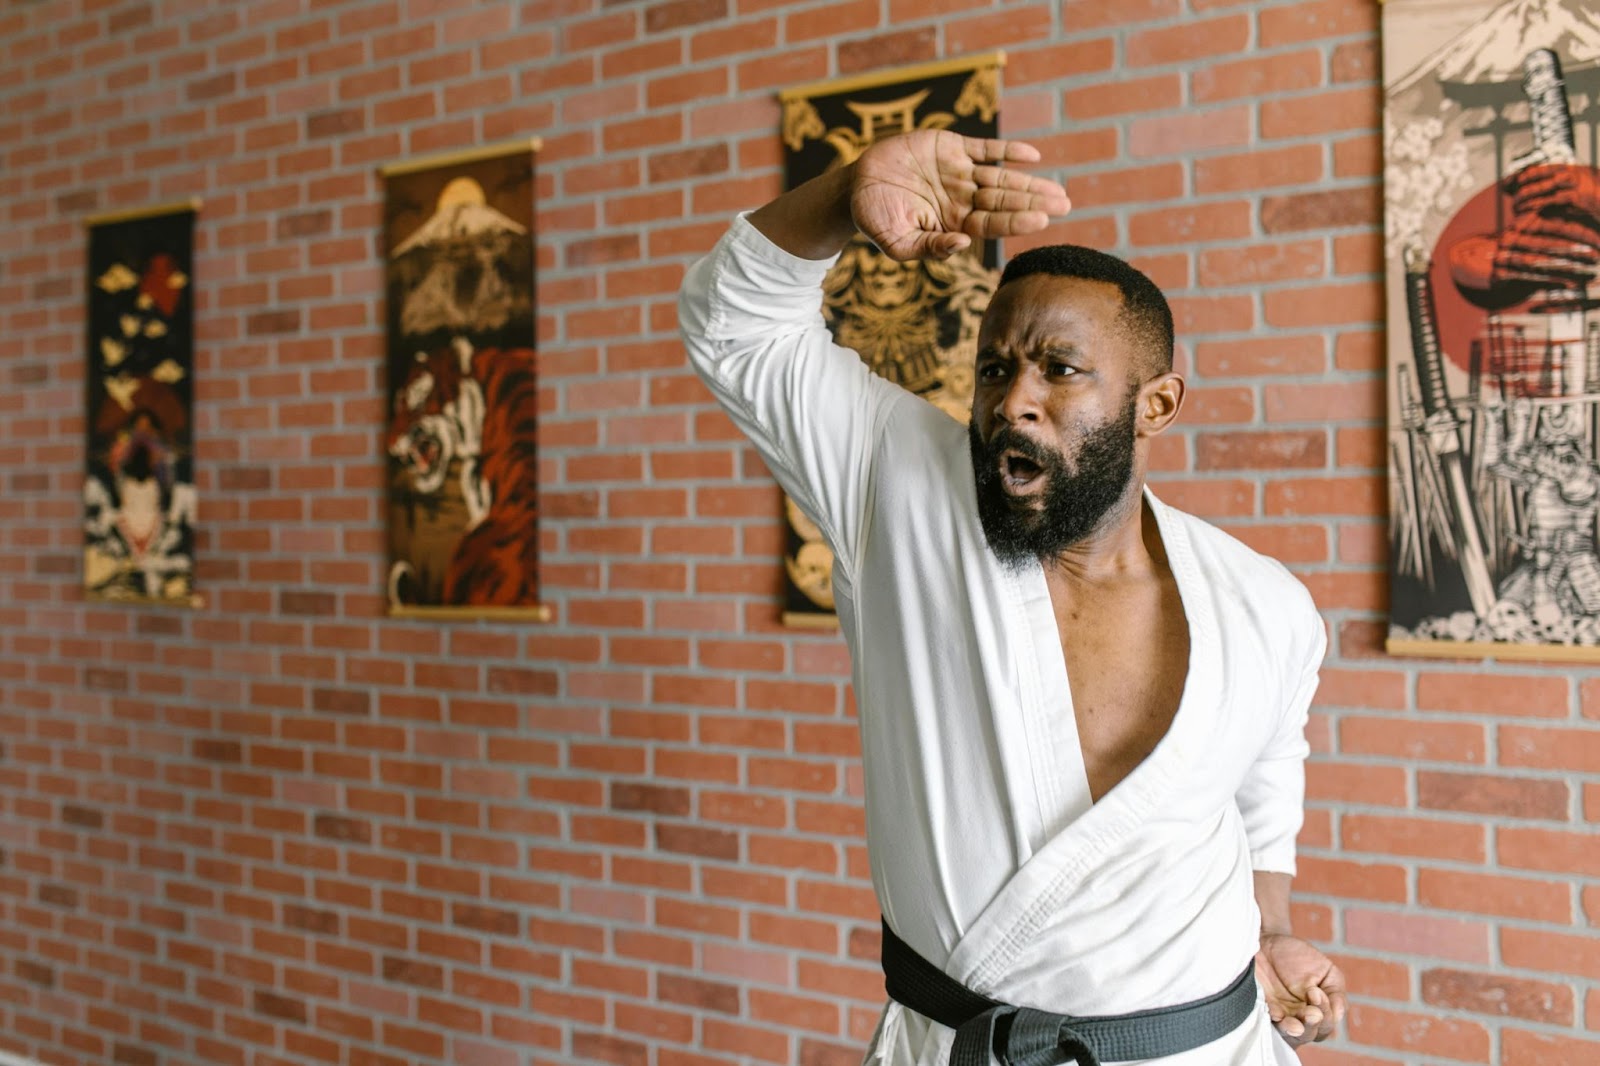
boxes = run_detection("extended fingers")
[972,164,1070,213]
[964,208,1053,239]
[973,185,1071,217]
[960,135,1041,164]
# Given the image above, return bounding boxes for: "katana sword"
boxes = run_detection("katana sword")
[1404,245,1497,615]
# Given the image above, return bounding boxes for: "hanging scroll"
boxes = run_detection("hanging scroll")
[83,201,200,607]
[380,139,549,621]
[777,53,1004,628]
[1384,0,1600,659]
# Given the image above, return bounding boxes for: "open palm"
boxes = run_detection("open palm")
[850,130,1070,262]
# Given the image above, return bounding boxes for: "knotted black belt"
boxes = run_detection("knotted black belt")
[880,919,1258,1066]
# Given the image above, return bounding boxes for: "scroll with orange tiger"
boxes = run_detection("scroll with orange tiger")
[381,140,549,621]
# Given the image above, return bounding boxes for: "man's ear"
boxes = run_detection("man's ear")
[1136,372,1185,438]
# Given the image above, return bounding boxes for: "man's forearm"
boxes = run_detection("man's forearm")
[1253,870,1293,938]
[746,164,858,261]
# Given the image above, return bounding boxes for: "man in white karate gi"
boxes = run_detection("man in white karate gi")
[678,130,1346,1064]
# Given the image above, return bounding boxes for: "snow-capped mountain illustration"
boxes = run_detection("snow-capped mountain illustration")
[1396,0,1600,93]
[392,200,527,257]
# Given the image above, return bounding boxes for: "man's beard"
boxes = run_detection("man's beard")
[968,396,1139,569]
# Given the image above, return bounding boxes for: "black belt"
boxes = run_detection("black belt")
[880,919,1258,1066]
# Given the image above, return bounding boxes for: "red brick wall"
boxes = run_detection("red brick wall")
[1,1,1596,1064]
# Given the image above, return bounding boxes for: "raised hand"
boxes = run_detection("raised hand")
[1255,933,1347,1048]
[850,130,1070,262]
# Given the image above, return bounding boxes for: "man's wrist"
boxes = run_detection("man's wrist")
[747,163,859,261]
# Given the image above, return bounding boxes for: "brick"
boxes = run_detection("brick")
[1065,0,1179,29]
[647,0,727,32]
[692,18,778,61]
[657,821,740,860]
[572,1032,649,1066]
[1192,50,1321,103]
[1500,724,1600,771]
[1065,74,1181,120]
[1418,772,1568,820]
[1264,476,1383,516]
[1008,39,1116,86]
[658,973,740,1014]
[836,28,936,75]
[1260,0,1378,47]
[1197,430,1326,471]
[1261,86,1380,139]
[1503,1030,1600,1066]
[1127,14,1247,66]
[1422,968,1573,1024]
[1414,672,1561,713]
[1262,186,1380,233]
[786,0,878,42]
[1263,283,1381,327]
[1340,717,1485,763]
[1502,928,1600,979]
[1344,1003,1488,1061]
[1499,828,1600,877]
[1128,106,1251,158]
[1195,335,1325,377]
[1342,814,1485,863]
[1264,380,1381,422]
[946,6,1053,54]
[1199,242,1324,287]
[1196,144,1323,194]
[1295,856,1407,902]
[702,1018,789,1063]
[1319,957,1406,1008]
[254,989,308,1024]
[1307,667,1399,709]
[1306,761,1406,806]
[1129,200,1251,246]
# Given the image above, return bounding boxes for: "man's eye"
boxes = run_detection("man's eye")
[978,363,1007,380]
[1047,362,1075,376]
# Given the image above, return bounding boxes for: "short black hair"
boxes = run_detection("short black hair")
[996,245,1175,375]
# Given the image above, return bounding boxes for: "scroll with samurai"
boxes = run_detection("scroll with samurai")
[83,201,200,607]
[380,140,548,620]
[777,53,1004,628]
[1384,0,1600,659]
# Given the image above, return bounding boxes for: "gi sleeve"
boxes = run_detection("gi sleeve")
[678,214,907,578]
[1235,600,1326,875]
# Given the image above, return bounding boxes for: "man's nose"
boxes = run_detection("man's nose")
[995,367,1045,425]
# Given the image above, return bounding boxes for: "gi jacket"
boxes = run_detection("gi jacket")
[678,217,1326,1065]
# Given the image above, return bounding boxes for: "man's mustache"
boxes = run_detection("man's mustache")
[980,426,1059,468]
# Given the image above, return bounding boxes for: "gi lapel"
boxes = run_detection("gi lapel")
[944,491,1224,997]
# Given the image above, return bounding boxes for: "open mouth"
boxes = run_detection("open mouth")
[1001,450,1045,496]
[411,433,441,475]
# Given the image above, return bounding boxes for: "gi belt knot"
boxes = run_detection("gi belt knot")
[879,917,1258,1066]
[949,1004,1100,1066]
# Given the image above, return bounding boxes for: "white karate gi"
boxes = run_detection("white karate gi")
[678,216,1325,1066]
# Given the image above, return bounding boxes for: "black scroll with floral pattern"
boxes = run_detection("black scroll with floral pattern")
[83,201,199,607]
[776,53,1005,627]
